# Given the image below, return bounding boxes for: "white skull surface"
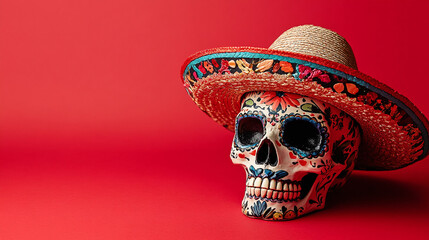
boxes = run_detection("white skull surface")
[230,91,361,220]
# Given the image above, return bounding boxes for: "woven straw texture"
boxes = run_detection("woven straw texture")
[269,25,357,69]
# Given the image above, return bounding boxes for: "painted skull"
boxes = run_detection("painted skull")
[230,91,361,220]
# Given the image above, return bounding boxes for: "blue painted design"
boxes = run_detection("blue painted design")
[250,200,267,217]
[248,166,288,180]
[249,165,257,177]
[279,114,329,159]
[262,169,274,179]
[273,170,288,179]
[255,168,263,177]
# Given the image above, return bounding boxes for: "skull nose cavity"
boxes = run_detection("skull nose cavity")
[256,139,278,166]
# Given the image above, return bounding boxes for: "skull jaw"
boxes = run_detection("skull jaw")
[239,168,355,221]
[241,197,326,221]
[240,184,329,221]
[240,169,341,220]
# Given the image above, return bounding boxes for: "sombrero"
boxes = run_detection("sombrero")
[180,25,429,170]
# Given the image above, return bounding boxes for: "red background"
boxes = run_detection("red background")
[0,0,428,239]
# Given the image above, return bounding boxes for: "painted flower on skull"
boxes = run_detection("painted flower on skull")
[259,91,301,112]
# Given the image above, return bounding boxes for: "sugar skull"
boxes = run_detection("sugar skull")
[230,91,361,220]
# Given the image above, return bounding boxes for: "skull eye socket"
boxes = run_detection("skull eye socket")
[280,117,323,156]
[237,117,264,146]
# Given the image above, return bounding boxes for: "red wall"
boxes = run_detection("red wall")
[0,0,428,239]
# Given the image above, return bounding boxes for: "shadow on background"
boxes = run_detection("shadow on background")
[326,172,428,216]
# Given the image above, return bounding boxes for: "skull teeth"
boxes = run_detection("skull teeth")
[246,177,303,202]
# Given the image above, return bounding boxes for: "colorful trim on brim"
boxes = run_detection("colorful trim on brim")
[181,47,429,170]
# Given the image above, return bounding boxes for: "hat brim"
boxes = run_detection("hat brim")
[181,47,429,170]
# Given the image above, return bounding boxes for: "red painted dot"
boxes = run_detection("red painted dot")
[299,160,307,166]
[238,153,245,158]
[275,140,282,147]
[289,152,297,159]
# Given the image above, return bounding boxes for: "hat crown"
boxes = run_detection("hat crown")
[269,25,358,69]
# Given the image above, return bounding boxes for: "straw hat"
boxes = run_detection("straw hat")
[181,25,429,170]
